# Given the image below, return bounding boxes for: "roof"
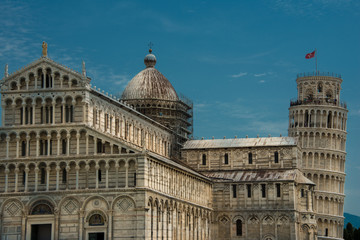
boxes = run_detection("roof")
[121,67,178,102]
[202,169,314,185]
[147,151,211,181]
[183,137,297,150]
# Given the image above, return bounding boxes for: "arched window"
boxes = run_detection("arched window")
[327,112,332,128]
[318,83,323,93]
[202,154,206,165]
[21,141,26,156]
[98,169,102,182]
[274,151,279,163]
[304,111,309,127]
[62,168,67,183]
[22,170,26,185]
[62,139,67,154]
[31,202,53,215]
[40,168,46,184]
[248,153,253,164]
[301,189,305,197]
[236,219,242,236]
[89,214,105,226]
[224,153,229,165]
[65,105,74,122]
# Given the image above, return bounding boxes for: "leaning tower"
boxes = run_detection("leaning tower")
[288,72,347,239]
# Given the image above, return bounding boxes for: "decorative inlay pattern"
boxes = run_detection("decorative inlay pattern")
[117,198,134,212]
[64,200,78,214]
[5,202,21,216]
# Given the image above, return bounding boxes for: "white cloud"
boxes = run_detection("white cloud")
[110,74,130,85]
[259,80,266,83]
[254,73,266,77]
[231,72,248,78]
[269,0,359,17]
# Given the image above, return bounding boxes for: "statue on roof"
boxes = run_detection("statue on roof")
[42,41,48,57]
[4,64,8,78]
[82,60,86,77]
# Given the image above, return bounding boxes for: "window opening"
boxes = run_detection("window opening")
[202,154,206,165]
[224,153,229,165]
[274,151,279,163]
[276,183,281,197]
[261,184,266,198]
[248,152,253,164]
[236,220,242,236]
[21,141,26,156]
[301,189,305,197]
[39,140,44,155]
[22,170,26,185]
[62,139,67,154]
[98,169,102,182]
[40,168,46,184]
[318,83,323,93]
[232,184,237,198]
[20,108,23,125]
[62,168,67,183]
[247,184,252,198]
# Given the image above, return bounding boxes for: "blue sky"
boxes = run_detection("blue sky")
[0,0,359,215]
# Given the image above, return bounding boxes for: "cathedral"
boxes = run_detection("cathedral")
[0,43,347,240]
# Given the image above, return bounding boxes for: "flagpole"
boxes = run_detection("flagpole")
[315,48,317,74]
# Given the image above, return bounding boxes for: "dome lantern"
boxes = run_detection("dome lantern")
[144,48,156,68]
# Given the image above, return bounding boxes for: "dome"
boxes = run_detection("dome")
[121,50,178,101]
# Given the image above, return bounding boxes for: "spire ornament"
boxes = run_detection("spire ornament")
[144,42,156,68]
[82,60,86,77]
[42,41,48,57]
[4,64,8,78]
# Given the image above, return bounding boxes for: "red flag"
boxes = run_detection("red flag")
[305,50,316,59]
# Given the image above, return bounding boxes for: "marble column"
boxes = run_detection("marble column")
[26,136,30,157]
[57,135,61,155]
[105,163,109,188]
[115,163,119,188]
[55,165,60,191]
[36,136,40,157]
[5,137,10,159]
[65,165,70,190]
[85,164,90,189]
[24,168,29,192]
[32,103,36,125]
[16,137,20,158]
[14,167,19,192]
[47,135,51,156]
[34,167,39,191]
[52,103,56,124]
[95,164,99,189]
[75,164,80,190]
[46,167,51,191]
[76,133,80,155]
[4,168,9,192]
[85,134,89,155]
[125,163,129,188]
[66,135,70,156]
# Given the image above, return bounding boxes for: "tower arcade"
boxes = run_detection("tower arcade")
[288,73,347,239]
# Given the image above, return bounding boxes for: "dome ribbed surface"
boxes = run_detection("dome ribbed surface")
[121,67,178,101]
